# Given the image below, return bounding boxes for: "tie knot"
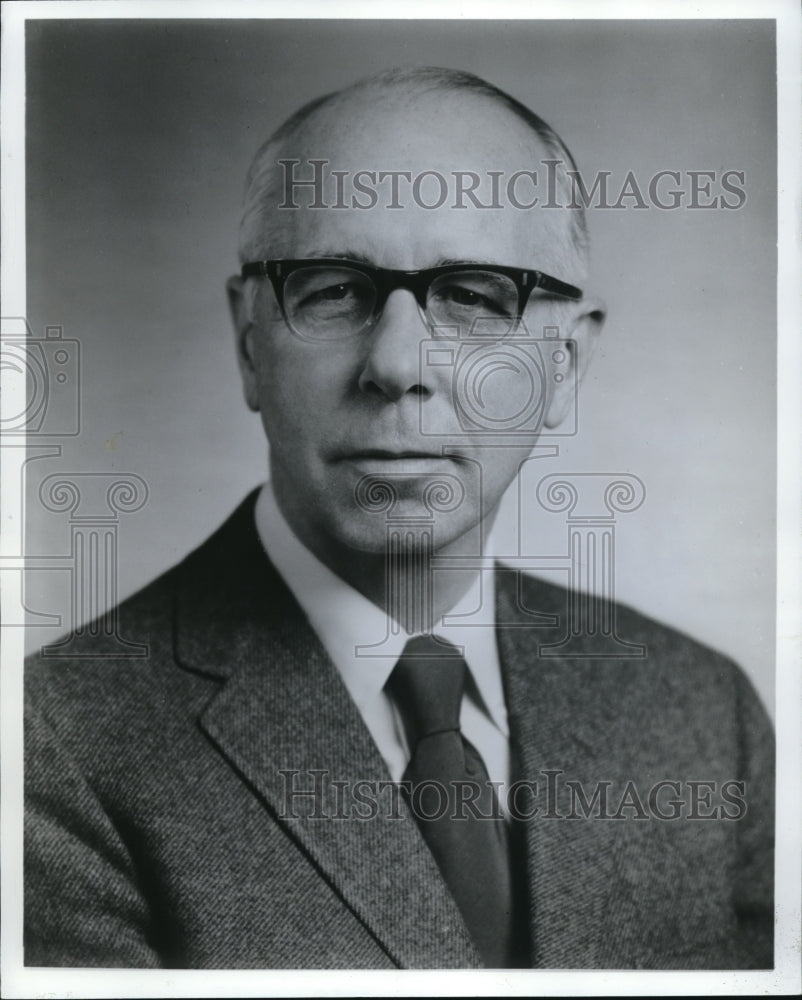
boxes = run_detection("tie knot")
[386,636,466,747]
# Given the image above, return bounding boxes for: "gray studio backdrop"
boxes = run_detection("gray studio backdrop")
[23,19,776,714]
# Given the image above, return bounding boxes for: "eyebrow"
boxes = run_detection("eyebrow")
[303,248,375,265]
[433,256,498,268]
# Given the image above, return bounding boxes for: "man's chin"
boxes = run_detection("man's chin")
[325,501,482,558]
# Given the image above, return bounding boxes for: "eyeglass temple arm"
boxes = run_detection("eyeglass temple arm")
[241,262,273,278]
[531,271,583,300]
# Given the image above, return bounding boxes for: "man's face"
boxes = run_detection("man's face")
[229,88,601,560]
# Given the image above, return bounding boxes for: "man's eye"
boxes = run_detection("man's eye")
[301,282,368,308]
[435,283,508,315]
[443,285,482,306]
[312,283,353,302]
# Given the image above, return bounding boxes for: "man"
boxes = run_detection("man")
[25,67,774,969]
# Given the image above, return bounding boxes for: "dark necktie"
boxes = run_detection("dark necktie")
[386,635,520,967]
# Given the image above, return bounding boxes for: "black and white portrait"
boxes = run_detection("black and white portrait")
[2,4,799,997]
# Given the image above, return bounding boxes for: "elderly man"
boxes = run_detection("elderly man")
[25,67,773,970]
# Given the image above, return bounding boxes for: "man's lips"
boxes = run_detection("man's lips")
[333,448,462,471]
[341,449,447,460]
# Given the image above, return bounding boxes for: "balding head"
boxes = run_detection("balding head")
[238,67,588,281]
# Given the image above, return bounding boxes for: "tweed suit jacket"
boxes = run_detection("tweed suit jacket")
[24,492,774,969]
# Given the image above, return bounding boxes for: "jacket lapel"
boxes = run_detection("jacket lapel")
[173,495,480,969]
[497,568,634,968]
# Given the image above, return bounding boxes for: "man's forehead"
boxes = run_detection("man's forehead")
[287,85,546,173]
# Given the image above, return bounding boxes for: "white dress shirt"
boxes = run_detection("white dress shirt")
[254,482,511,802]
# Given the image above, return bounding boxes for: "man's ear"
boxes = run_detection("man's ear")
[544,297,606,429]
[226,275,261,412]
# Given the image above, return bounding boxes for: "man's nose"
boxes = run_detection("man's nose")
[358,289,433,402]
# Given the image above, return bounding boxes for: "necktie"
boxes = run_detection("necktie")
[386,635,520,967]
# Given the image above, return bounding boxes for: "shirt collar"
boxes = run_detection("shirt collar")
[254,482,508,737]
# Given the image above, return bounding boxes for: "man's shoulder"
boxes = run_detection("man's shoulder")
[506,566,770,724]
[511,565,736,662]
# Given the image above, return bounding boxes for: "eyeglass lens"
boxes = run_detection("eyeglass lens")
[282,265,520,340]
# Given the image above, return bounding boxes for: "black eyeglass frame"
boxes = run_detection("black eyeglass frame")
[240,258,583,336]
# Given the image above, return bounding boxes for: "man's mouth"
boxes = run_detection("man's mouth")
[336,448,461,473]
[350,449,445,459]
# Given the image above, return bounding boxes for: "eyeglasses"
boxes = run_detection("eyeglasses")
[240,258,583,341]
